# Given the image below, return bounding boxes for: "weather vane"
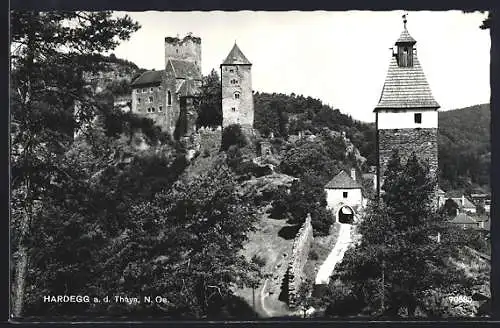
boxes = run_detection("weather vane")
[402,13,408,28]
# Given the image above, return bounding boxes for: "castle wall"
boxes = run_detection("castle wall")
[287,214,313,309]
[377,128,438,195]
[131,83,169,132]
[221,65,254,129]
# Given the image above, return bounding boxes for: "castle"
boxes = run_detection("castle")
[130,34,254,139]
[375,15,439,197]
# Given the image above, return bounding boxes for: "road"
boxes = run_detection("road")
[315,223,353,285]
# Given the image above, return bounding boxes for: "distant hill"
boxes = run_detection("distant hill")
[253,92,377,167]
[438,104,490,193]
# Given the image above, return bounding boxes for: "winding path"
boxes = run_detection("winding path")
[315,223,353,285]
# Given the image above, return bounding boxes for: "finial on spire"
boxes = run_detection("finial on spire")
[402,13,408,29]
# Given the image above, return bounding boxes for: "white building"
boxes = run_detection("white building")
[325,169,363,224]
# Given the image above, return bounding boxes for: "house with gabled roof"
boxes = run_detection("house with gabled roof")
[449,213,479,230]
[325,169,364,224]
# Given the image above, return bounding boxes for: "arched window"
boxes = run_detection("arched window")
[167,90,172,105]
[234,93,240,100]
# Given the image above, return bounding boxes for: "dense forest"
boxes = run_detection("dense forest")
[438,104,490,193]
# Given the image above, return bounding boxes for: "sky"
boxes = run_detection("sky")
[112,10,490,123]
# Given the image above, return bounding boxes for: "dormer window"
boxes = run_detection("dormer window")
[414,113,422,124]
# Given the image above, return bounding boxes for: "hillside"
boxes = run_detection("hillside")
[438,104,490,193]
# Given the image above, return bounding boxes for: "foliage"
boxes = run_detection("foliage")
[325,151,472,318]
[197,69,222,128]
[10,10,140,317]
[221,124,248,151]
[270,174,334,236]
[25,161,259,318]
[253,92,377,166]
[438,104,490,193]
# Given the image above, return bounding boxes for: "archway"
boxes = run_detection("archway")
[337,205,354,224]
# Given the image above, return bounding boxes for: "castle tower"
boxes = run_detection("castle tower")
[220,42,254,131]
[375,15,440,197]
[164,33,202,73]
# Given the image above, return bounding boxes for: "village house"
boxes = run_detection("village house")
[324,169,364,224]
[449,213,479,229]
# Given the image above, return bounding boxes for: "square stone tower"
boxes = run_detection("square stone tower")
[220,43,254,132]
[375,16,440,197]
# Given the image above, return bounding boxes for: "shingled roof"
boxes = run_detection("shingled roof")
[325,170,362,189]
[131,70,163,86]
[375,54,440,110]
[375,25,439,111]
[168,59,202,80]
[221,43,251,65]
[396,28,416,44]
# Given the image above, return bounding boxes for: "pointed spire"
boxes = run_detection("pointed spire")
[396,13,416,44]
[221,42,251,65]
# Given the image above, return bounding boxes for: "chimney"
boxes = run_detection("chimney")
[350,168,356,182]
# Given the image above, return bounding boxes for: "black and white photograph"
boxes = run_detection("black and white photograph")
[10,9,492,320]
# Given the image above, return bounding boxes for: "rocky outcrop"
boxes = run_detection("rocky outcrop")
[287,214,313,309]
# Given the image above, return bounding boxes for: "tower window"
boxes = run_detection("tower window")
[137,98,141,104]
[343,192,348,198]
[150,87,154,92]
[234,93,240,99]
[151,107,156,112]
[231,107,236,112]
[159,106,163,112]
[229,69,234,73]
[167,90,172,105]
[414,113,422,124]
[149,96,154,103]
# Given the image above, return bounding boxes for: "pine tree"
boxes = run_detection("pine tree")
[10,10,140,317]
[325,151,471,318]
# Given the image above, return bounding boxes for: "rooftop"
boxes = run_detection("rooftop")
[325,170,362,189]
[130,70,163,87]
[169,59,202,80]
[450,213,477,225]
[222,43,252,65]
[375,54,440,110]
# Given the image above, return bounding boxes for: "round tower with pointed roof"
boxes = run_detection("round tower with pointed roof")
[375,15,440,198]
[220,42,254,131]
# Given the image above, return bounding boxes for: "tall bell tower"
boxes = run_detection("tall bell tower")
[375,15,440,197]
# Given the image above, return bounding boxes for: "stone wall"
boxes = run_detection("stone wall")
[287,214,314,309]
[197,126,222,154]
[378,128,438,199]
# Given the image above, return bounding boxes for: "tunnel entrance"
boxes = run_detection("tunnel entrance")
[338,205,354,224]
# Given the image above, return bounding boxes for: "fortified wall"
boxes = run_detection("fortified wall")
[286,214,313,309]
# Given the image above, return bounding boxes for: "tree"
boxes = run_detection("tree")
[326,151,471,318]
[197,69,222,128]
[270,173,334,236]
[10,10,140,317]
[221,124,248,151]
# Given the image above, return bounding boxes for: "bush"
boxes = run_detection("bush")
[221,124,248,151]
